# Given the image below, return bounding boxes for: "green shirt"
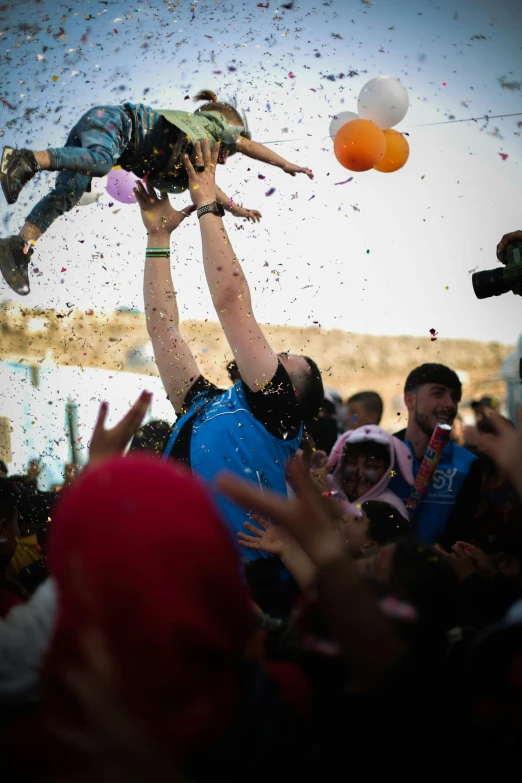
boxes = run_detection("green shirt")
[148,109,250,194]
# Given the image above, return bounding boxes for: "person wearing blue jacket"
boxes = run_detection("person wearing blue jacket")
[135,139,323,571]
[389,363,482,548]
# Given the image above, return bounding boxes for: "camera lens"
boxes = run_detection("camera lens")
[472,267,511,300]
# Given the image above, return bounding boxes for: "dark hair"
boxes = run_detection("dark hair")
[0,459,7,475]
[344,441,390,464]
[193,89,244,127]
[129,421,172,455]
[226,359,241,382]
[389,537,460,660]
[0,478,18,521]
[404,363,462,400]
[298,356,324,422]
[362,500,410,545]
[347,391,383,422]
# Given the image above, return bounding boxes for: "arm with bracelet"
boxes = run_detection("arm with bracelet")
[134,184,199,415]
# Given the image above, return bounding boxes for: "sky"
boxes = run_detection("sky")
[0,0,521,345]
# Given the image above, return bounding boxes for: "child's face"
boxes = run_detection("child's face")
[341,446,389,501]
[340,510,373,557]
[345,401,373,430]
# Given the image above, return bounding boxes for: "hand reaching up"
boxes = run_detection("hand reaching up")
[217,457,343,569]
[88,391,152,468]
[134,180,195,236]
[238,514,291,558]
[476,411,522,500]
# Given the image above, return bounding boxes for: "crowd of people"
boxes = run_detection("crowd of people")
[1,137,522,778]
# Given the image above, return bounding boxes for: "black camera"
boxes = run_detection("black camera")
[472,242,522,300]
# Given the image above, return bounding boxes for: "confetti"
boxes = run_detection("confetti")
[288,72,295,79]
[499,153,508,160]
[265,187,276,196]
[429,328,438,341]
[334,177,353,185]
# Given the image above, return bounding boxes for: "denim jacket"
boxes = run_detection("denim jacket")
[122,103,250,192]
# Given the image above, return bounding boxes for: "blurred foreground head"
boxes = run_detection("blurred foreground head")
[45,455,254,759]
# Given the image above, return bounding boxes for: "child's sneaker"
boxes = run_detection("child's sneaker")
[1,147,39,205]
[0,236,32,295]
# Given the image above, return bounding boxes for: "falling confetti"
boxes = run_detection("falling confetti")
[499,153,508,160]
[429,328,438,341]
[265,188,276,196]
[334,177,353,185]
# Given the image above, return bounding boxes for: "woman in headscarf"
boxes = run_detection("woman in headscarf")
[7,455,311,781]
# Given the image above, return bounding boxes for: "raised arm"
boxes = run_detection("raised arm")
[237,136,313,179]
[184,141,277,392]
[135,182,200,415]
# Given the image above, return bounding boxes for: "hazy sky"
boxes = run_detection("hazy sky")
[0,0,521,344]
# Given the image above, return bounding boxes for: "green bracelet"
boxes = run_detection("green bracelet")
[145,248,170,256]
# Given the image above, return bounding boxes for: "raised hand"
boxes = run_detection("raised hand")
[238,514,288,557]
[452,541,497,580]
[88,391,152,468]
[134,180,195,235]
[217,457,343,569]
[476,411,522,500]
[184,139,221,209]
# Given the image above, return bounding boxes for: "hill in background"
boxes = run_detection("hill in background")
[0,304,512,430]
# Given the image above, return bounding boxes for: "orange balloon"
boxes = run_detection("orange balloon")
[373,129,410,173]
[334,119,386,172]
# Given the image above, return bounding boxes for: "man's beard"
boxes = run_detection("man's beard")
[414,406,455,438]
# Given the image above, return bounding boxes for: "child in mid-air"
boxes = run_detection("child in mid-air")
[0,89,313,296]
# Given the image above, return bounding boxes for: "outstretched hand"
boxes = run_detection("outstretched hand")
[88,391,152,468]
[217,457,343,569]
[184,139,220,209]
[285,163,314,179]
[134,180,195,235]
[238,514,289,557]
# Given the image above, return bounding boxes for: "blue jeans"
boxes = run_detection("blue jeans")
[27,105,132,233]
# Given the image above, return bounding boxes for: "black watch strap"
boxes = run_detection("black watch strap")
[197,201,225,219]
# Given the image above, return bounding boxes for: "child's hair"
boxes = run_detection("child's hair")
[193,89,244,127]
[361,500,410,545]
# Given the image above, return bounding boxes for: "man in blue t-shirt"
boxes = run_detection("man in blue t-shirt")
[136,139,323,564]
[389,363,482,548]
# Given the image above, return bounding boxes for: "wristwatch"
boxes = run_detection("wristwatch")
[197,201,225,219]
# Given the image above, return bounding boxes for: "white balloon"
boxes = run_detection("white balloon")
[329,111,359,139]
[77,175,108,207]
[357,76,409,129]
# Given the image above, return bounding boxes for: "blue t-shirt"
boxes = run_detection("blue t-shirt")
[388,439,478,544]
[164,379,302,560]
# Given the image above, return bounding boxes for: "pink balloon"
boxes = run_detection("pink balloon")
[106,167,140,204]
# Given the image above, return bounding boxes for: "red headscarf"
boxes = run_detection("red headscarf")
[44,455,255,760]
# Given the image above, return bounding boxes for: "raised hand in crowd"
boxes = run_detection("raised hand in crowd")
[88,391,153,468]
[476,410,522,501]
[27,458,44,482]
[433,541,496,582]
[134,180,195,236]
[217,457,407,687]
[220,457,342,570]
[238,512,317,590]
[239,514,287,558]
